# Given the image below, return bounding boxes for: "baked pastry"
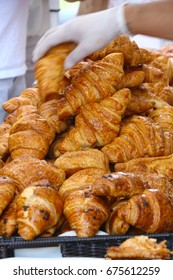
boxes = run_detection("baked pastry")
[54,88,131,153]
[35,43,76,103]
[114,154,173,180]
[2,87,41,114]
[56,52,124,120]
[59,168,107,202]
[102,115,173,163]
[64,188,109,237]
[54,148,110,177]
[0,122,11,160]
[105,235,171,259]
[0,155,65,191]
[88,35,153,66]
[0,196,18,237]
[117,189,173,233]
[148,107,173,135]
[0,176,17,216]
[16,182,63,240]
[8,105,55,159]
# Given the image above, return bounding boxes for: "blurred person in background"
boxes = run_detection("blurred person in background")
[33,0,173,69]
[0,0,29,123]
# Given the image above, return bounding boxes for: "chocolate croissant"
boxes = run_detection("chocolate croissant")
[16,182,63,240]
[102,115,173,163]
[53,88,131,153]
[117,189,173,233]
[56,52,124,120]
[64,188,109,237]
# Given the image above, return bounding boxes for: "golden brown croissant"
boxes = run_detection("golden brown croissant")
[0,122,11,160]
[105,235,172,260]
[54,88,131,153]
[92,172,173,198]
[59,168,107,202]
[102,115,173,163]
[64,188,109,237]
[54,148,110,177]
[0,196,18,237]
[56,53,124,120]
[114,154,173,180]
[16,182,63,240]
[8,105,55,159]
[143,82,173,106]
[0,176,17,216]
[149,54,173,84]
[88,35,153,66]
[2,87,41,114]
[148,107,173,135]
[105,199,130,235]
[34,43,76,103]
[124,93,155,116]
[38,99,70,134]
[118,189,173,233]
[116,69,145,90]
[92,172,145,198]
[0,155,65,191]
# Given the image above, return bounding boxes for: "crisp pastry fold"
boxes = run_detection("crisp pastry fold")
[148,107,173,135]
[35,43,76,103]
[117,189,173,233]
[53,88,131,153]
[56,52,124,120]
[54,148,110,177]
[114,154,173,180]
[105,235,171,260]
[16,182,63,240]
[63,188,109,237]
[102,115,173,163]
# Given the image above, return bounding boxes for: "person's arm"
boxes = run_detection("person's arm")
[33,1,173,69]
[125,1,173,40]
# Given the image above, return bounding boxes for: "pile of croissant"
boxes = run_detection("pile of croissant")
[0,35,173,241]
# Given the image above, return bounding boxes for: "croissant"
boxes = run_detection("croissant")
[0,196,18,237]
[8,105,55,159]
[16,182,63,240]
[124,93,155,116]
[148,107,173,135]
[116,69,145,90]
[54,88,131,153]
[54,148,110,177]
[102,115,173,163]
[114,154,173,180]
[105,235,171,260]
[0,122,11,160]
[105,199,130,235]
[143,82,173,106]
[59,168,107,202]
[2,87,41,114]
[34,43,76,103]
[149,54,173,84]
[0,176,17,216]
[117,189,173,233]
[92,172,145,198]
[56,52,124,120]
[0,155,65,191]
[92,172,173,198]
[38,99,70,134]
[88,35,153,66]
[64,188,109,237]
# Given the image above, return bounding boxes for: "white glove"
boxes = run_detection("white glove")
[33,4,130,69]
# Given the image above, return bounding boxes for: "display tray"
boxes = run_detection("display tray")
[0,232,173,259]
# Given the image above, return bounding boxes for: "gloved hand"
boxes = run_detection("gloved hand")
[33,4,130,69]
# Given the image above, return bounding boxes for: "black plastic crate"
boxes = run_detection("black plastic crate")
[0,233,172,259]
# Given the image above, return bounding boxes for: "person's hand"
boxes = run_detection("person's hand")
[33,5,130,69]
